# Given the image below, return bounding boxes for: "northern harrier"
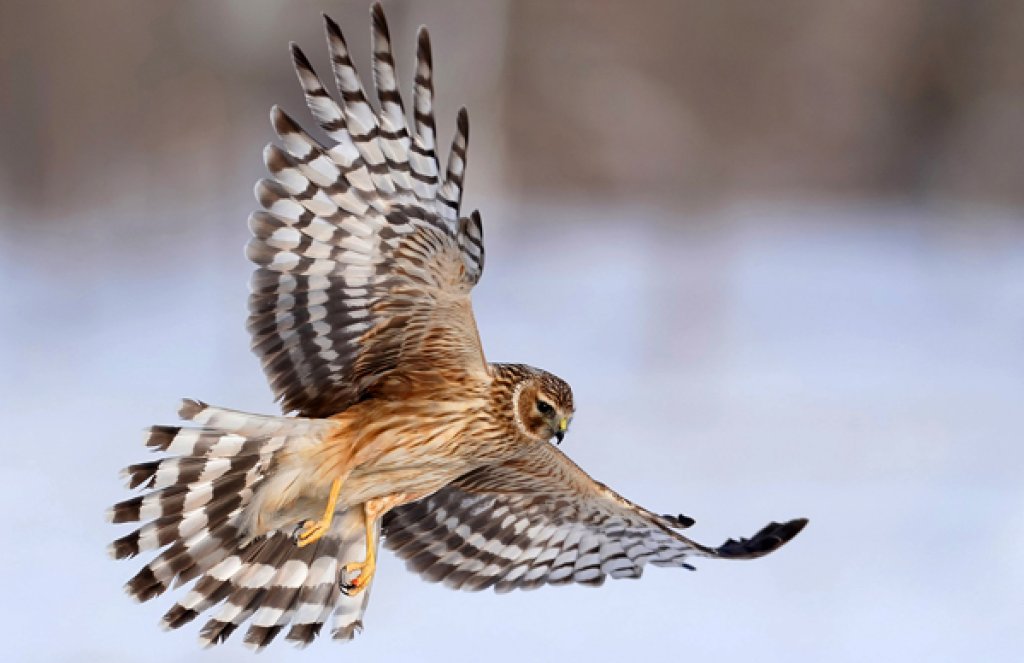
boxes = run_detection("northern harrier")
[109,4,806,648]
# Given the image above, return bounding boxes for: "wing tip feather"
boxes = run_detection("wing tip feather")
[288,41,308,66]
[715,517,808,559]
[662,512,696,529]
[269,104,295,135]
[370,2,386,31]
[416,26,432,63]
[323,12,347,49]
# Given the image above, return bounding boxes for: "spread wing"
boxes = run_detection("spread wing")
[247,7,487,417]
[383,443,807,592]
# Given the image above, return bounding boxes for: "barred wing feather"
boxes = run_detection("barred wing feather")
[248,7,486,417]
[384,443,808,592]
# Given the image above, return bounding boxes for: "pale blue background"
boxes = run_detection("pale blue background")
[2,1,1022,661]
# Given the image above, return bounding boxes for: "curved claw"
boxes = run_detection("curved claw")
[293,518,330,548]
[290,521,305,542]
[340,560,375,596]
[291,477,344,548]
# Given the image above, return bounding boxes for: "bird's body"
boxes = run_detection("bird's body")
[109,3,806,649]
[251,363,561,537]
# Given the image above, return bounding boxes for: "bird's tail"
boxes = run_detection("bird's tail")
[108,400,376,648]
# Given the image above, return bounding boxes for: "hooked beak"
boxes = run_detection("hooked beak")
[554,418,568,444]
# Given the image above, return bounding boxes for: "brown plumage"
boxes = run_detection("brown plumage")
[109,3,807,649]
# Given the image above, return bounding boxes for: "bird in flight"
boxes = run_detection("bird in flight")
[109,3,806,649]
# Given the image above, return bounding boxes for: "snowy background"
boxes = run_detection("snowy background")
[2,1,1023,661]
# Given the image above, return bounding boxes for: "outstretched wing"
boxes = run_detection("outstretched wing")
[383,443,807,592]
[248,6,487,417]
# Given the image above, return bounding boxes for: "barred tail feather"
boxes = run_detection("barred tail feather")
[110,401,372,649]
[284,534,343,645]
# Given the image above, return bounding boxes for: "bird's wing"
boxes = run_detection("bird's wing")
[248,7,487,417]
[383,442,807,592]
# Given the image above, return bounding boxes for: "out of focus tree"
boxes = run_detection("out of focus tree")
[2,0,1022,223]
[504,0,1024,205]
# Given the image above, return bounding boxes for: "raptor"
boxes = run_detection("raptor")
[109,4,806,648]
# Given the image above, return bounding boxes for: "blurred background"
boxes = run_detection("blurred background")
[1,0,1022,661]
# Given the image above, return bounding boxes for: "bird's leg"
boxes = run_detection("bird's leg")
[341,501,379,596]
[293,476,344,547]
[341,492,422,596]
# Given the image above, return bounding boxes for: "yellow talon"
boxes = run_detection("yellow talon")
[294,477,343,548]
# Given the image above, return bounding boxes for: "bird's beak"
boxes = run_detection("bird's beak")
[554,418,568,444]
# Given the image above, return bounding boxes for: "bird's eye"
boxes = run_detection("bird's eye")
[536,400,554,416]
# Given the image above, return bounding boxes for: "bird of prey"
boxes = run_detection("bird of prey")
[109,3,806,649]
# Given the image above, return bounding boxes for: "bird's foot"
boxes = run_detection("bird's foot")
[340,558,376,596]
[292,517,331,547]
[291,477,344,548]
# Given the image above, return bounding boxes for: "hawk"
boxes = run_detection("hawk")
[109,4,806,649]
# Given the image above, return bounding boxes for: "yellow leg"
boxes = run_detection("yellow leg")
[294,477,343,548]
[341,502,378,596]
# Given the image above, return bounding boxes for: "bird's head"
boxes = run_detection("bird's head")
[513,369,575,444]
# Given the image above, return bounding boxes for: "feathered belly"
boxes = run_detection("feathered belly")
[249,433,471,536]
[326,397,502,507]
[340,462,459,506]
[255,398,503,529]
